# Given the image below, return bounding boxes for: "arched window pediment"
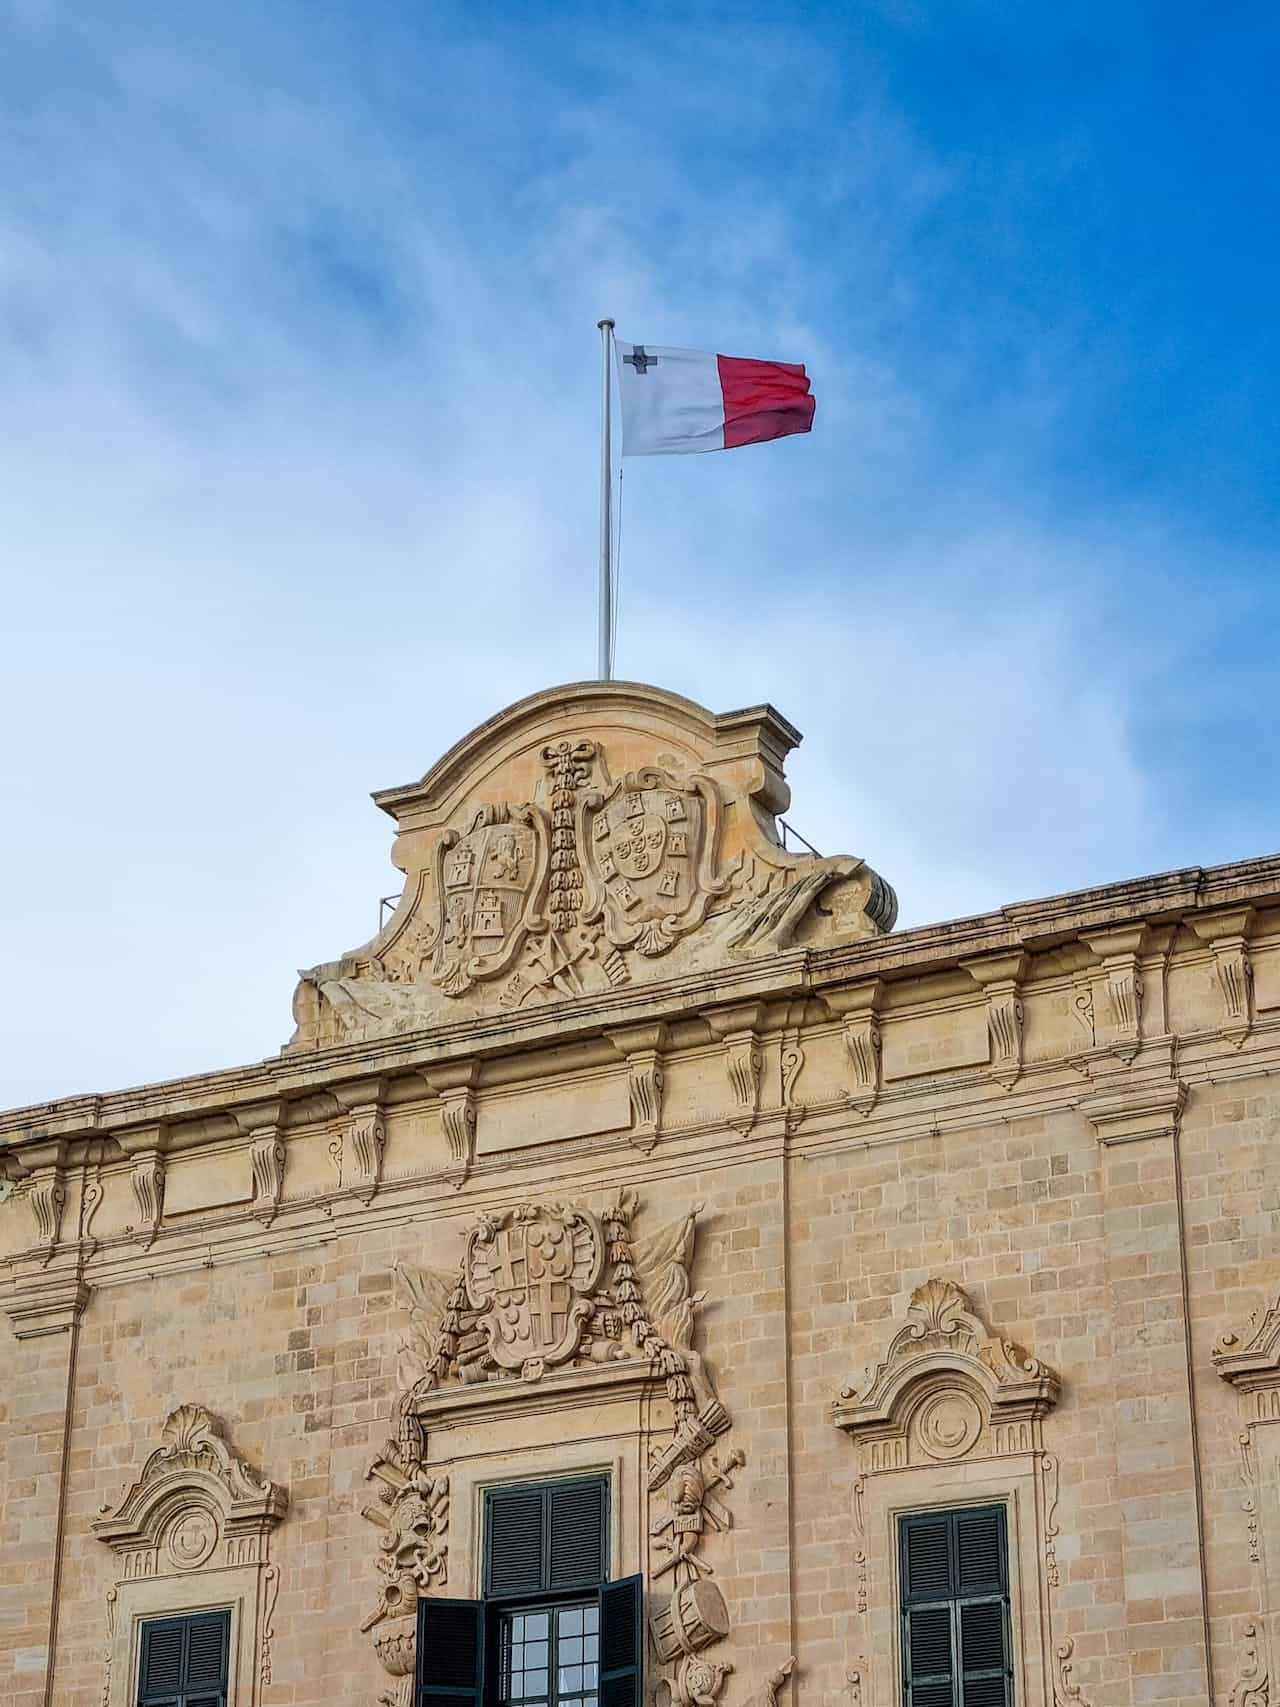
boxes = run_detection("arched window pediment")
[830,1279,1060,1463]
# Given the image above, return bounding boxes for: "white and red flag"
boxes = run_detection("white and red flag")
[614,339,815,456]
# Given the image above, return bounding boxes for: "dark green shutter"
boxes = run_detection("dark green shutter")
[137,1611,229,1707]
[548,1480,607,1590]
[598,1574,643,1707]
[486,1487,546,1597]
[485,1478,607,1598]
[416,1597,486,1707]
[899,1508,1012,1707]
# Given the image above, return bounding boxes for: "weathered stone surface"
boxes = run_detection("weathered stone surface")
[3,680,1280,1707]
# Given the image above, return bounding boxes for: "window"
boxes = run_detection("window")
[136,1610,230,1707]
[899,1506,1013,1707]
[416,1478,641,1707]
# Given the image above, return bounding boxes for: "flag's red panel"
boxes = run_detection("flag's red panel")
[717,355,816,449]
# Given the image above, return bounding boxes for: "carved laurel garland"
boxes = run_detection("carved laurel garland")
[832,1280,1085,1707]
[1215,1296,1280,1705]
[366,1191,740,1707]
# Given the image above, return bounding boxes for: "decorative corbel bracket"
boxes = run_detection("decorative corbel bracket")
[1186,906,1255,1050]
[1078,926,1149,1065]
[333,1078,389,1205]
[14,1138,70,1266]
[961,952,1029,1091]
[421,1061,479,1187]
[118,1124,169,1251]
[607,1022,669,1153]
[232,1099,288,1229]
[822,981,883,1117]
[706,1003,766,1136]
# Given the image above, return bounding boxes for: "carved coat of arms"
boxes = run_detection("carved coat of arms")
[429,805,550,996]
[464,1205,605,1379]
[579,768,727,956]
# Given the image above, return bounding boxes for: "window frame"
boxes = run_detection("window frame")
[852,1465,1048,1707]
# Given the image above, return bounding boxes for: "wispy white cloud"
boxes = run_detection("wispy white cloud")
[0,1,1273,1106]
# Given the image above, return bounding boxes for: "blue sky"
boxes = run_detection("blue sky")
[2,1,1278,1106]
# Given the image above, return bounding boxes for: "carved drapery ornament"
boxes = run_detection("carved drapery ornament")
[93,1405,287,1704]
[365,1190,740,1707]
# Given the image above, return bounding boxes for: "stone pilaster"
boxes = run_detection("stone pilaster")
[1081,1075,1213,1707]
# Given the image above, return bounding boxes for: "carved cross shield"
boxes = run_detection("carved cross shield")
[464,1205,605,1379]
[429,804,550,996]
[578,768,727,956]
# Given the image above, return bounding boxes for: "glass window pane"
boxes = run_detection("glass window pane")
[526,1614,549,1640]
[560,1609,583,1636]
[583,1606,599,1634]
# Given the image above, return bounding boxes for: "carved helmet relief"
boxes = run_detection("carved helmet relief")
[287,682,897,1049]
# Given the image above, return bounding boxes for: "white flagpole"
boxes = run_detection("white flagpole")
[597,317,614,680]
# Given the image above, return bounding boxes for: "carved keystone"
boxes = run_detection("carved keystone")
[822,981,883,1117]
[421,1061,480,1187]
[706,1003,766,1136]
[1186,907,1255,1049]
[233,1100,288,1229]
[961,952,1029,1091]
[608,1023,669,1153]
[332,1079,388,1206]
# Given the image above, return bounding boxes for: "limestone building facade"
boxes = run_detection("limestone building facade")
[3,679,1280,1707]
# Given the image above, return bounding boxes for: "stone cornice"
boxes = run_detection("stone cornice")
[3,851,1280,1163]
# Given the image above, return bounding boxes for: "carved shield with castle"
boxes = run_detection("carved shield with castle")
[429,804,550,996]
[579,767,727,956]
[464,1205,605,1378]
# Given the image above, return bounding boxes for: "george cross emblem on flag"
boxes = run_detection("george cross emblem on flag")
[624,345,657,374]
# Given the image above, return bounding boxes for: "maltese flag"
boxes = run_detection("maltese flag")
[614,339,815,456]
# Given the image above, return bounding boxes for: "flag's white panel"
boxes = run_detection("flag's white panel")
[614,341,725,456]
